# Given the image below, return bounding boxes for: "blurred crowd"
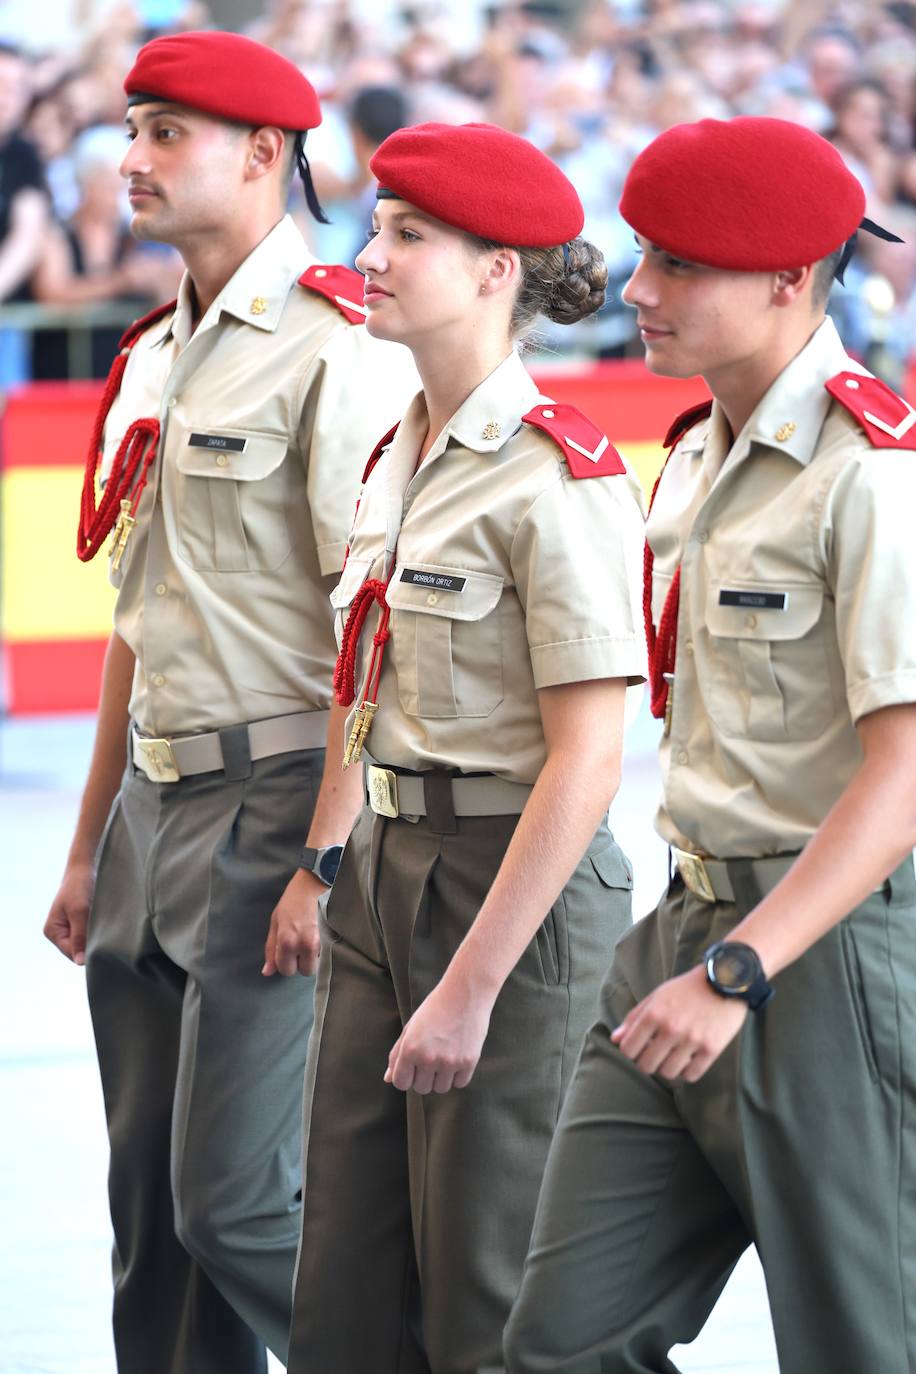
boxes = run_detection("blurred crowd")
[2,0,916,388]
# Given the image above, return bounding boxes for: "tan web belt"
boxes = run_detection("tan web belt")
[365,763,532,819]
[131,710,330,783]
[671,846,799,904]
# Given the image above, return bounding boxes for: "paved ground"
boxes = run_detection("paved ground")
[0,709,778,1373]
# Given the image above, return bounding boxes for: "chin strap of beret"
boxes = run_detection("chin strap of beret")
[835,216,904,285]
[298,264,368,324]
[644,400,713,722]
[294,134,331,225]
[77,299,177,562]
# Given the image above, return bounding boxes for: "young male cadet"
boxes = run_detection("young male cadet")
[43,30,416,1374]
[504,116,916,1374]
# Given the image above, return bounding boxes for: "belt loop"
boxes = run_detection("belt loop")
[724,858,763,916]
[424,771,457,835]
[218,724,253,781]
[886,852,916,904]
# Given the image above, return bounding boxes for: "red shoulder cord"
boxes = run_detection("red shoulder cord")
[76,301,176,562]
[644,400,712,721]
[643,468,680,721]
[332,423,401,710]
[333,577,392,708]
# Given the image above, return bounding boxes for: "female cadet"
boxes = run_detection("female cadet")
[286,122,647,1374]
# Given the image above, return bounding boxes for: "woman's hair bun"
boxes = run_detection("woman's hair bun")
[545,237,608,325]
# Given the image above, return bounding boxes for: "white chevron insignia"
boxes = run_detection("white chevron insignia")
[564,433,609,464]
[335,295,368,317]
[862,403,916,441]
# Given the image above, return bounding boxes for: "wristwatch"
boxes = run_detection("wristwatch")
[298,844,343,887]
[703,940,774,1012]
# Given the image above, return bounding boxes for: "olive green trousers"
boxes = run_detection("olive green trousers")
[86,745,322,1374]
[504,856,916,1374]
[288,803,635,1374]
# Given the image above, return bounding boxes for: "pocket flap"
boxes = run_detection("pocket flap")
[386,563,504,621]
[590,843,634,890]
[176,430,288,481]
[330,557,373,609]
[706,583,824,641]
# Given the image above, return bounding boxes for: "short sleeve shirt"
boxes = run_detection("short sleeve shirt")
[647,316,916,858]
[335,351,647,785]
[103,215,418,735]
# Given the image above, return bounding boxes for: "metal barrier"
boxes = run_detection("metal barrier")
[0,301,145,381]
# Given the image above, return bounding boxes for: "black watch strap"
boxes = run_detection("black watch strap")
[298,844,343,886]
[704,940,774,1012]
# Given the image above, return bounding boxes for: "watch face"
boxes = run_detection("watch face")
[318,846,343,885]
[708,943,758,994]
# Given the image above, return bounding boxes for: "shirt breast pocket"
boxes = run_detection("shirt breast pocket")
[703,582,838,742]
[174,429,290,572]
[386,563,505,719]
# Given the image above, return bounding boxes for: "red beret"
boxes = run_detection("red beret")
[620,117,865,270]
[369,122,584,247]
[125,31,321,131]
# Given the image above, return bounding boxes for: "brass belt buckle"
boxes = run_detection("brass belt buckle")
[367,764,399,818]
[137,736,181,783]
[674,847,716,903]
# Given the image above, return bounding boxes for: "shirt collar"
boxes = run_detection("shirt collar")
[446,351,542,456]
[155,215,312,346]
[724,316,861,468]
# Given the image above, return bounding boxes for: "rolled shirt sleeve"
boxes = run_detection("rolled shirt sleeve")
[511,467,647,689]
[826,450,916,722]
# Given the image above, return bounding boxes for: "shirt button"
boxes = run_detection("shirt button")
[215,454,229,467]
[685,640,694,654]
[696,529,709,544]
[167,397,177,409]
[154,582,167,596]
[152,673,166,687]
[677,749,689,765]
[426,592,438,606]
[746,613,758,629]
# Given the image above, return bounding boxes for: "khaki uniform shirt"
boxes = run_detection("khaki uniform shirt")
[334,351,647,785]
[102,215,417,736]
[648,317,916,858]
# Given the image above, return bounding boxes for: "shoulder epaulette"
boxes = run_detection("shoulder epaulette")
[663,399,713,450]
[362,423,399,485]
[118,299,177,352]
[522,402,626,478]
[298,265,367,324]
[825,371,916,449]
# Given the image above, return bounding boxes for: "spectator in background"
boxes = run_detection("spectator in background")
[30,126,178,378]
[828,78,897,202]
[0,42,48,388]
[341,85,409,261]
[24,81,80,220]
[6,0,916,382]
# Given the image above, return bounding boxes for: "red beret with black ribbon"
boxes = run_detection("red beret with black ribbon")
[620,116,901,279]
[124,31,322,131]
[369,122,585,247]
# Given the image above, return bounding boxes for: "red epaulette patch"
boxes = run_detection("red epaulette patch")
[118,299,177,352]
[298,265,367,324]
[362,423,399,484]
[663,399,713,450]
[523,403,626,478]
[825,371,916,449]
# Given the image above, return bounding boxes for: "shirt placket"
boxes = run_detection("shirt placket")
[139,323,220,735]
